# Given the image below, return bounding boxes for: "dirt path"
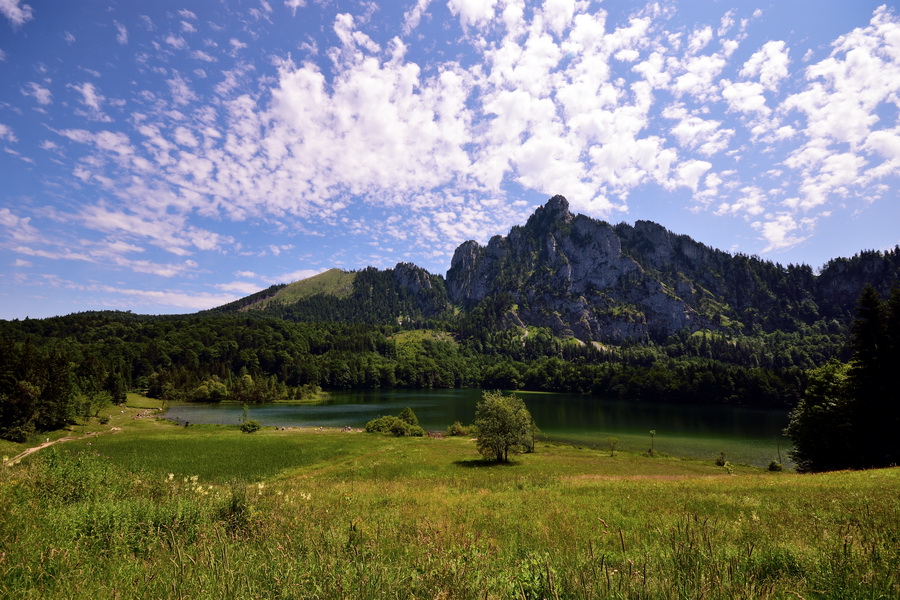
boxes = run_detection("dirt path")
[4,427,122,466]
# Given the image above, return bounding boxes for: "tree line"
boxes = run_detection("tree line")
[0,304,849,442]
[786,285,900,471]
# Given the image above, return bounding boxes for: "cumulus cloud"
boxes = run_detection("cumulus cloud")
[448,0,497,29]
[754,213,810,252]
[26,1,900,275]
[781,5,900,211]
[740,40,789,90]
[0,0,33,28]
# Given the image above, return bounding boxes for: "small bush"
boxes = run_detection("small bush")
[715,452,727,466]
[365,414,424,437]
[365,415,399,433]
[446,421,471,436]
[397,407,419,426]
[98,415,110,425]
[240,419,261,434]
[768,460,784,472]
[390,418,411,437]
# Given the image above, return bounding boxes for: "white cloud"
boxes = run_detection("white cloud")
[0,207,38,241]
[191,50,215,62]
[402,0,431,35]
[285,0,306,16]
[216,281,264,294]
[85,284,239,310]
[715,186,767,217]
[780,5,900,209]
[447,0,497,29]
[753,213,809,252]
[673,54,727,99]
[740,40,789,90]
[167,72,198,105]
[165,35,188,50]
[688,26,713,54]
[114,21,128,44]
[664,105,734,155]
[69,81,111,121]
[0,123,16,142]
[0,0,33,27]
[721,79,768,114]
[23,1,900,276]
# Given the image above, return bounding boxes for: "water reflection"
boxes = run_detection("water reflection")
[164,388,792,467]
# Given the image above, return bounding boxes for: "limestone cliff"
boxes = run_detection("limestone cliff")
[447,195,696,342]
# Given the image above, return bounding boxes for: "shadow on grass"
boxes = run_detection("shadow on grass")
[453,458,522,468]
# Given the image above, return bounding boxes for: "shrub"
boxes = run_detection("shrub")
[240,419,261,434]
[446,421,471,436]
[397,407,419,426]
[389,418,411,437]
[365,415,398,433]
[365,414,425,437]
[715,452,727,466]
[768,460,784,472]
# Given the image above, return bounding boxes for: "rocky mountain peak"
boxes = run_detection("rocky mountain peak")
[524,194,573,233]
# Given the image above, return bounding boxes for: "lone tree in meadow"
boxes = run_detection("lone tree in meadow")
[474,390,534,463]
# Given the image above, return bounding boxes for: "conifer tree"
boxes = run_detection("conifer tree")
[847,285,889,467]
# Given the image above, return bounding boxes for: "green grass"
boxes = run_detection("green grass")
[247,268,356,310]
[2,416,898,599]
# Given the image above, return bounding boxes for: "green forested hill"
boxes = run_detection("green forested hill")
[1,197,897,442]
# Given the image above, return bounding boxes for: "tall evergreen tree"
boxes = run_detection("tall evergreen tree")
[847,285,889,467]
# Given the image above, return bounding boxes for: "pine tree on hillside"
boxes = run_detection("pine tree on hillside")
[847,285,890,467]
[787,283,900,471]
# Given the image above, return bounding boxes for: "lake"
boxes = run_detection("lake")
[164,389,793,468]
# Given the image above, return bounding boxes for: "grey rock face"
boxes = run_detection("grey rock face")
[446,195,697,342]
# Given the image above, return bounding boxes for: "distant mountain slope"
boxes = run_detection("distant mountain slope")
[213,195,898,342]
[215,263,451,325]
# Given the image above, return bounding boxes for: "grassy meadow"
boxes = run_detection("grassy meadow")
[1,398,898,599]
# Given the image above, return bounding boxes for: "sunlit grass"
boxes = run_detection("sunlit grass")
[2,414,898,599]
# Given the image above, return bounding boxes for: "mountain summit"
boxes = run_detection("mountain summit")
[217,196,899,342]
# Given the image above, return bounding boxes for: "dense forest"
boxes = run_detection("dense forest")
[0,303,846,442]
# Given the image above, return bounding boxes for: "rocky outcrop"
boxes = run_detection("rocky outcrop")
[446,195,697,342]
[222,194,898,341]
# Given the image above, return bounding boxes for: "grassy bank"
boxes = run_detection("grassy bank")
[1,412,898,599]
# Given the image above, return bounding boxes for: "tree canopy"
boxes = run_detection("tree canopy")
[474,391,534,462]
[786,284,900,471]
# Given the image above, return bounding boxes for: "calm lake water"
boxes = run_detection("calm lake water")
[164,389,793,468]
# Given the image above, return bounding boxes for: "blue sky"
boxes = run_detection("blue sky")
[1,0,898,319]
